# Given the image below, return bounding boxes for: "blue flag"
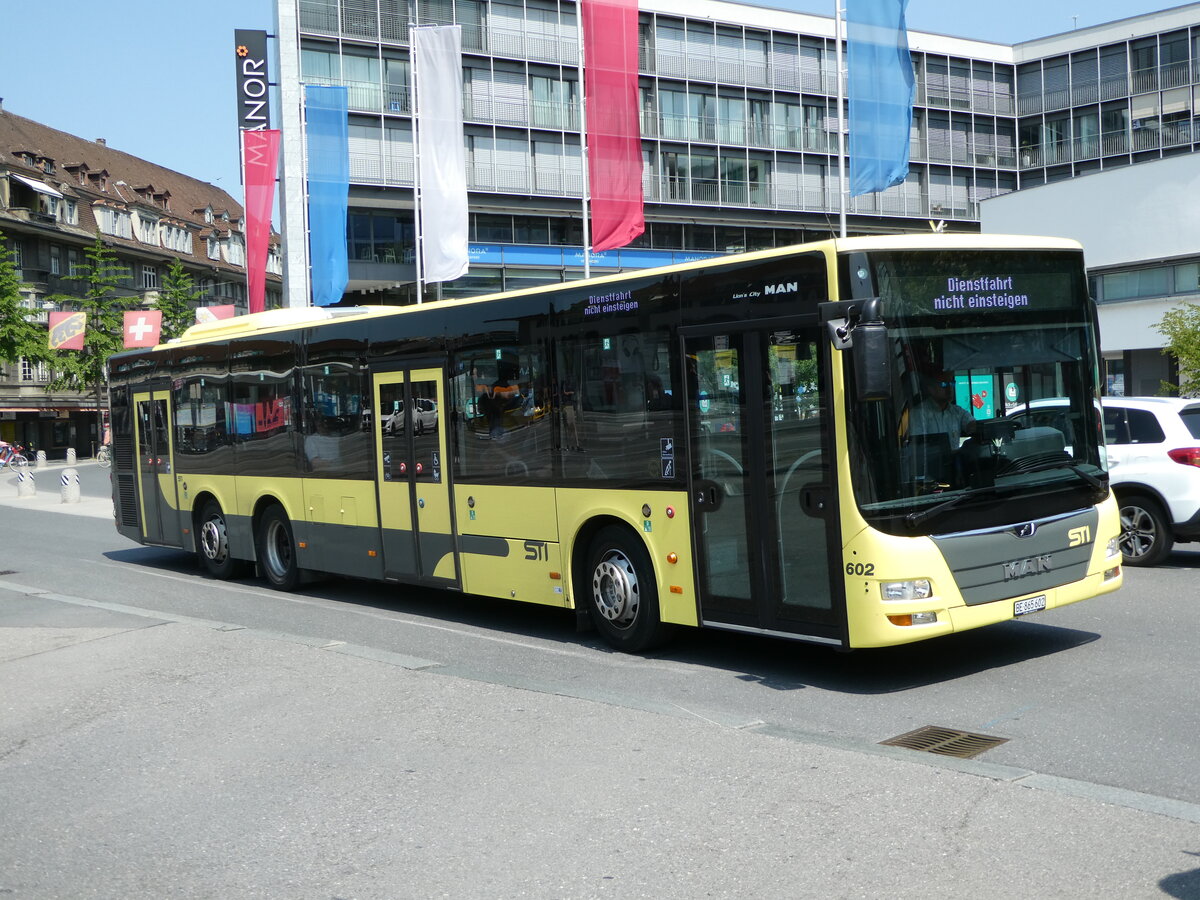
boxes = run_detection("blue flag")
[847,0,915,196]
[305,85,349,306]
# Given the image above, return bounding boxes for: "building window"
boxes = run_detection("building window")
[136,214,159,244]
[142,265,159,290]
[50,245,61,275]
[19,357,49,383]
[207,238,220,260]
[67,248,80,277]
[63,200,78,225]
[95,206,132,239]
[10,240,22,268]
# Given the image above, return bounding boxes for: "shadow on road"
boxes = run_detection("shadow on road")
[103,545,1101,696]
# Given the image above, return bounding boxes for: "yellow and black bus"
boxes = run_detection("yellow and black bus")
[108,234,1122,651]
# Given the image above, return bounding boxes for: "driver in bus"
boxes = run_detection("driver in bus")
[903,370,977,445]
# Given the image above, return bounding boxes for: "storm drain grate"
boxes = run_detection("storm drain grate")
[879,725,1009,759]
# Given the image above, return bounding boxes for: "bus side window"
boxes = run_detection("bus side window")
[453,343,552,482]
[558,331,679,483]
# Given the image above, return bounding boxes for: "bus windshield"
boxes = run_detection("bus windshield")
[844,249,1107,534]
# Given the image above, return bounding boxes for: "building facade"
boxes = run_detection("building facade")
[274,0,1200,314]
[0,106,283,455]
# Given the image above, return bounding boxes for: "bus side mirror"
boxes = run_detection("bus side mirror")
[827,298,892,401]
[852,317,892,401]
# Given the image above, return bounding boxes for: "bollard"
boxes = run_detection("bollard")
[60,467,80,504]
[66,448,77,465]
[16,468,36,498]
[36,449,47,469]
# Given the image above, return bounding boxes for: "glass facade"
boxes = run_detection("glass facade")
[284,1,1200,300]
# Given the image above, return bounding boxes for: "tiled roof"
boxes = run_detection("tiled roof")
[0,107,282,273]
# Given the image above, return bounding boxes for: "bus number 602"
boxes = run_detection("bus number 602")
[845,562,875,576]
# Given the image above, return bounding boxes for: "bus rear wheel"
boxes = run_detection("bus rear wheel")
[257,505,301,590]
[584,526,671,652]
[197,500,243,579]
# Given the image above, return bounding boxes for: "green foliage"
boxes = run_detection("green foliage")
[155,258,200,340]
[45,235,135,394]
[0,230,48,369]
[1155,302,1200,397]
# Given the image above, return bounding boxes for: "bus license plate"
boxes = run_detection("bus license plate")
[1014,594,1047,617]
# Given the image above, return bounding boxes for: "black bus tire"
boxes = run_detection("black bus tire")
[584,525,672,652]
[257,505,301,590]
[1118,493,1173,567]
[196,500,243,579]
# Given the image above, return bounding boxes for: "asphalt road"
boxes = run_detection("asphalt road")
[2,462,1200,897]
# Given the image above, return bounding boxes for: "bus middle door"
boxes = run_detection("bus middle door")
[132,389,182,547]
[373,369,460,587]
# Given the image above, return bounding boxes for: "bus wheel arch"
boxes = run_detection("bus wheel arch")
[575,518,672,652]
[255,501,302,590]
[194,496,246,579]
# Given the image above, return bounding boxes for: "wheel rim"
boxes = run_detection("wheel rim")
[264,518,294,578]
[1119,504,1156,560]
[591,549,640,630]
[200,513,229,564]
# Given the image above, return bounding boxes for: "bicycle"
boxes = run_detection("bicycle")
[96,444,112,468]
[0,443,29,469]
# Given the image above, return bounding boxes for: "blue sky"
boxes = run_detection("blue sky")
[0,1,1184,203]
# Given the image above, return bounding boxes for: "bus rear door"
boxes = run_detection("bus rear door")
[683,326,844,645]
[373,368,460,587]
[132,389,182,547]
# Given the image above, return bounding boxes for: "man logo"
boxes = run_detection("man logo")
[1003,555,1052,581]
[1013,522,1038,539]
[1068,526,1091,547]
[763,282,798,295]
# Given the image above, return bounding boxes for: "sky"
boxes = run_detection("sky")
[0,1,1187,204]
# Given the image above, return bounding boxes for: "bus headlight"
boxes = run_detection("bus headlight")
[881,579,932,602]
[1106,537,1121,559]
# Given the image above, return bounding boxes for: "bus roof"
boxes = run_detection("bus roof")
[159,233,1084,349]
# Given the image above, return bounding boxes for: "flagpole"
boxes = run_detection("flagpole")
[835,0,847,238]
[576,2,591,279]
[411,21,426,303]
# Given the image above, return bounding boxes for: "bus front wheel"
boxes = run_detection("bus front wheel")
[584,526,671,652]
[257,505,301,590]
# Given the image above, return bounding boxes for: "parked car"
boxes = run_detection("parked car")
[1009,397,1200,566]
[383,398,438,435]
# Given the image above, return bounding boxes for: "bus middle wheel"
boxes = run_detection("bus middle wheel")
[257,505,301,590]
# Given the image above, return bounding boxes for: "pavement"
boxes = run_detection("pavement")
[0,457,114,519]
[3,459,1200,896]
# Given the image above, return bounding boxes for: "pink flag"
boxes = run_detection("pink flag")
[124,310,163,348]
[195,304,237,325]
[582,0,644,252]
[242,128,280,314]
[48,311,86,350]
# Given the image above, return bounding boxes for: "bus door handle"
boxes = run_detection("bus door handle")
[800,483,828,518]
[693,480,722,511]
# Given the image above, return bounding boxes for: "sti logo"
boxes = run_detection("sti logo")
[1068,525,1091,547]
[764,282,799,295]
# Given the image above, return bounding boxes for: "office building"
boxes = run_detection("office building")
[270,2,1199,390]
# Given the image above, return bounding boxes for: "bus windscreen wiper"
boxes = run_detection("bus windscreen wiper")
[904,488,994,529]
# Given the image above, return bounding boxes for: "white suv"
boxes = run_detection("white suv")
[1008,396,1200,565]
[1101,397,1200,566]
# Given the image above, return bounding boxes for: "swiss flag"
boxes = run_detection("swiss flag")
[124,310,163,348]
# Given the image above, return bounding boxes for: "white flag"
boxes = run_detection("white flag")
[414,25,468,284]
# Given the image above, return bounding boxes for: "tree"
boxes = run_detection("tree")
[46,235,135,442]
[1154,303,1200,397]
[154,258,201,340]
[0,230,48,373]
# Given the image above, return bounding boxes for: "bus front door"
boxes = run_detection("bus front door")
[683,328,842,644]
[373,369,460,587]
[132,389,182,547]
